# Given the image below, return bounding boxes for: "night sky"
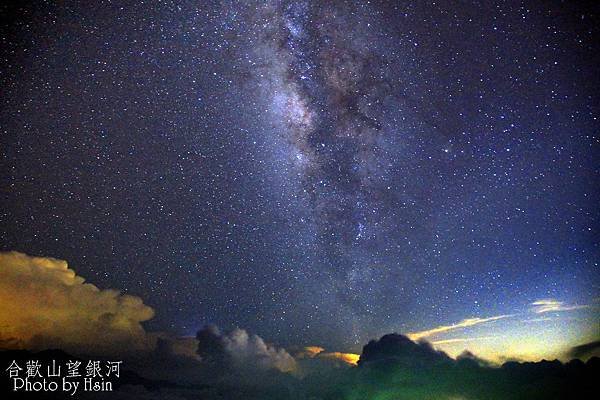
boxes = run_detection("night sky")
[1,1,598,358]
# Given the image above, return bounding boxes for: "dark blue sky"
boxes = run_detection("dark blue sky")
[1,1,598,355]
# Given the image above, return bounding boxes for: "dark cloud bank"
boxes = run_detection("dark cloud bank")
[2,330,598,400]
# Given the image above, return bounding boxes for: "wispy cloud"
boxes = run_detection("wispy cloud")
[522,316,555,323]
[530,299,589,314]
[407,315,511,341]
[431,336,496,345]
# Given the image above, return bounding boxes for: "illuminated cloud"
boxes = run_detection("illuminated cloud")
[531,299,589,314]
[196,325,297,373]
[0,251,154,355]
[431,336,496,345]
[297,346,359,366]
[316,351,360,366]
[224,327,297,372]
[299,346,325,358]
[427,309,598,363]
[407,315,511,340]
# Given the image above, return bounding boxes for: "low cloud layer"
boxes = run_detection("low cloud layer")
[0,251,154,355]
[1,251,597,399]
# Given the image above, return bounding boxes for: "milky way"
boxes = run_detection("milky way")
[244,1,429,336]
[259,3,396,271]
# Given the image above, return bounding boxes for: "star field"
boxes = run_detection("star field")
[1,1,598,352]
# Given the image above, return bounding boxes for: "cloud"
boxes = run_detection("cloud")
[344,333,598,400]
[314,351,360,366]
[567,340,600,360]
[358,333,453,366]
[531,299,589,314]
[296,346,359,366]
[431,336,496,345]
[407,315,511,340]
[196,325,296,373]
[3,329,597,400]
[0,251,154,355]
[2,251,597,399]
[298,346,325,358]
